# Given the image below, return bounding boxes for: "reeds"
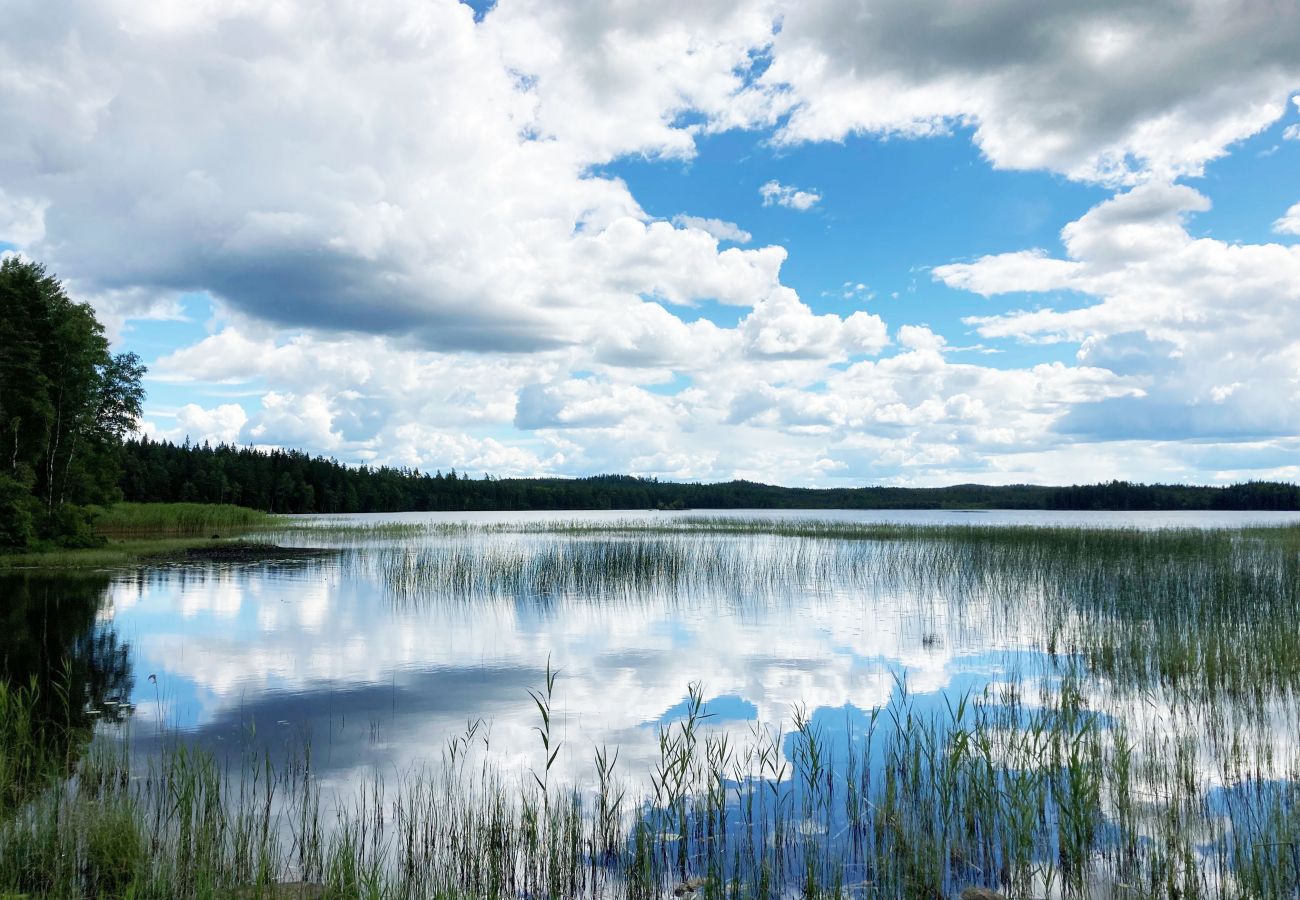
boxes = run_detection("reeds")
[6,519,1300,896]
[93,502,278,537]
[4,671,1298,898]
[369,523,1300,703]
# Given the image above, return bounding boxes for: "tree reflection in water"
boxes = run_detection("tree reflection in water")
[0,573,133,775]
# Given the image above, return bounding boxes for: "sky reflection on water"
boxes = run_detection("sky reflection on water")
[7,510,1300,896]
[78,509,1300,794]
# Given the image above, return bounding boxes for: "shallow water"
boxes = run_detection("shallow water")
[7,510,1300,895]
[289,506,1300,530]
[5,509,1296,788]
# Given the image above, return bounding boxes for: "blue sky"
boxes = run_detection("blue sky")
[601,126,1110,361]
[4,0,1300,486]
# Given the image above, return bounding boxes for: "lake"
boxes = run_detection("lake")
[6,509,1300,896]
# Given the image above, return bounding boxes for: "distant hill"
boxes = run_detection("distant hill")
[119,438,1300,514]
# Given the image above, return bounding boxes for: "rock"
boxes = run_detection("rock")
[960,888,1004,900]
[672,877,708,896]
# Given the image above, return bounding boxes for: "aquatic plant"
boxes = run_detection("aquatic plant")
[5,519,1300,896]
[93,502,279,537]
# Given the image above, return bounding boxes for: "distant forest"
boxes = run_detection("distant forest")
[121,438,1300,513]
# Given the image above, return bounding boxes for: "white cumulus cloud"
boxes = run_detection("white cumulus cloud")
[5,0,1300,485]
[939,183,1300,441]
[753,0,1300,184]
[670,215,752,244]
[759,180,822,211]
[1274,201,1300,236]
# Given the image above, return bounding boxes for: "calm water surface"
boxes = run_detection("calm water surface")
[9,508,1300,896]
[8,509,1300,792]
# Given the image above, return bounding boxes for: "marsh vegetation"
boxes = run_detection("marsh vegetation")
[3,516,1300,897]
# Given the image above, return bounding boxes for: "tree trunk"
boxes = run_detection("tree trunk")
[47,395,62,512]
[59,427,80,507]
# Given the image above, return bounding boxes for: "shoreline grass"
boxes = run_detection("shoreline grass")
[0,536,237,571]
[93,502,280,537]
[0,503,288,570]
[3,672,1299,898]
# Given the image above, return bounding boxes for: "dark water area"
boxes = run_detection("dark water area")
[0,572,133,743]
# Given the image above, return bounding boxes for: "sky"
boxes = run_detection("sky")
[3,0,1300,487]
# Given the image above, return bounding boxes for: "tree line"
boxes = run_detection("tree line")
[0,259,145,548]
[120,438,1300,514]
[4,257,1297,547]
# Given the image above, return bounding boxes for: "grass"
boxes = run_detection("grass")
[367,524,1300,703]
[2,670,1298,898]
[6,517,1300,895]
[0,536,238,570]
[0,503,286,570]
[93,502,278,537]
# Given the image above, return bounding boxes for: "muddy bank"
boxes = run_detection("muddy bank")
[166,543,337,563]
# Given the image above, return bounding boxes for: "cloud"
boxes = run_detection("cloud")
[489,1,1300,186]
[8,0,1300,486]
[0,0,793,355]
[587,301,731,369]
[484,0,779,163]
[759,180,822,211]
[754,0,1300,184]
[1275,201,1300,236]
[246,392,342,450]
[0,189,47,245]
[670,215,752,244]
[933,250,1082,297]
[142,402,248,446]
[514,379,672,431]
[896,325,945,352]
[739,288,887,359]
[937,183,1300,441]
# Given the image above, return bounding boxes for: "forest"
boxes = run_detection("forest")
[120,437,1300,514]
[4,257,1298,553]
[0,259,145,548]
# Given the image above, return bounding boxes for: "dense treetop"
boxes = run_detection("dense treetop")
[0,259,145,547]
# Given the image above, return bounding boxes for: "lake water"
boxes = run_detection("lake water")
[9,509,1296,781]
[7,509,1300,895]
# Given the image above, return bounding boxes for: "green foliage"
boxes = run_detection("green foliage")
[0,473,37,548]
[82,797,147,897]
[93,502,274,536]
[0,536,238,570]
[0,572,132,754]
[0,258,146,549]
[36,502,101,548]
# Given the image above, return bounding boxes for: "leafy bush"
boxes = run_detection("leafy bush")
[0,474,37,549]
[36,504,105,549]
